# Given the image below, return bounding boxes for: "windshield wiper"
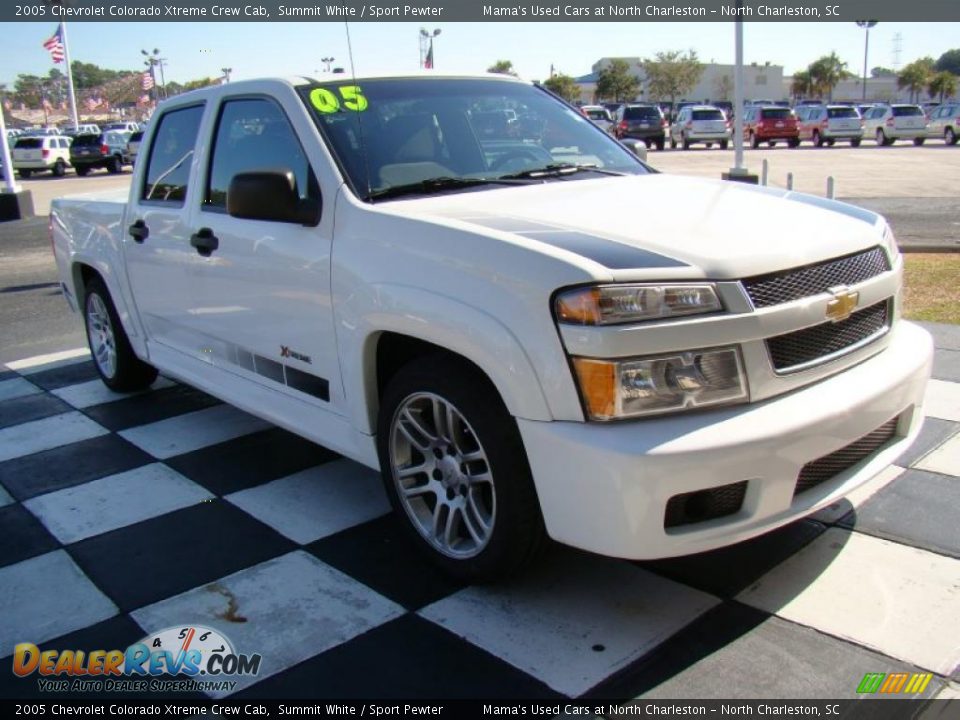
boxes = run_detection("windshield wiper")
[367,176,531,201]
[498,163,629,180]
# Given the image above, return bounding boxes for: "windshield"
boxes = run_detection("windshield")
[827,107,859,119]
[300,78,646,202]
[692,109,724,120]
[760,108,794,120]
[892,106,923,117]
[623,106,661,120]
[72,134,102,147]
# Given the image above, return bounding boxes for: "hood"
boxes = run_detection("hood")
[375,174,886,280]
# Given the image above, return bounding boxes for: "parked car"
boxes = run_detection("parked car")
[51,74,931,581]
[796,105,863,147]
[12,135,72,177]
[614,103,667,149]
[103,121,141,133]
[742,106,800,148]
[926,103,960,145]
[580,105,615,135]
[863,104,928,146]
[62,124,102,137]
[127,130,144,164]
[70,131,132,175]
[670,105,730,149]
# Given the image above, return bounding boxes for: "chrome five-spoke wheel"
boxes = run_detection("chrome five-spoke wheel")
[86,292,117,380]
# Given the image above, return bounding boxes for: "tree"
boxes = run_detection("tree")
[596,59,640,102]
[928,71,958,103]
[871,66,896,78]
[713,73,733,101]
[898,57,935,102]
[807,52,851,101]
[935,49,960,75]
[487,60,517,76]
[791,70,814,100]
[642,50,704,107]
[542,73,580,103]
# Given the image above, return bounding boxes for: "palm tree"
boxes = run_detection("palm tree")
[898,58,935,102]
[791,70,814,100]
[928,71,957,103]
[808,52,850,101]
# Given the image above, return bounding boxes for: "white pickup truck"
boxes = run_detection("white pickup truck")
[52,74,932,581]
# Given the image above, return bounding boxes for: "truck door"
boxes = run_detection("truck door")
[123,103,206,356]
[179,94,343,416]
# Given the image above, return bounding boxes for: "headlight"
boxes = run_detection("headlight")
[555,284,722,325]
[572,347,748,420]
[882,223,900,264]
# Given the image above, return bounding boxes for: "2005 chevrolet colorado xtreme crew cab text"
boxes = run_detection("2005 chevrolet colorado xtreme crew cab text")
[51,74,932,580]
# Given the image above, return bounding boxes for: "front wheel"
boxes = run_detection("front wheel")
[813,130,823,147]
[107,156,122,174]
[851,138,861,147]
[75,165,91,177]
[750,132,759,149]
[913,137,925,146]
[377,356,546,582]
[83,277,158,392]
[946,127,957,145]
[53,159,66,177]
[17,169,32,179]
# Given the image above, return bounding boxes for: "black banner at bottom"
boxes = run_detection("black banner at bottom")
[1,699,957,720]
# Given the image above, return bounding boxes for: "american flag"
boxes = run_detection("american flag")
[43,24,66,64]
[142,70,155,90]
[424,45,434,70]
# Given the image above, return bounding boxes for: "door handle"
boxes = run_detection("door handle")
[190,228,219,257]
[128,220,149,243]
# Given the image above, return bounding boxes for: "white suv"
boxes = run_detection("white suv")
[926,103,960,145]
[12,135,73,178]
[670,105,731,149]
[863,104,928,146]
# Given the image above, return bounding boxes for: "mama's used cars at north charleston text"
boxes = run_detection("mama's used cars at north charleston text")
[51,73,932,580]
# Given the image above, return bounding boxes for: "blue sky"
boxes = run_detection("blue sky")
[2,22,958,87]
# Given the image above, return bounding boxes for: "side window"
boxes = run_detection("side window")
[204,97,317,211]
[141,104,204,204]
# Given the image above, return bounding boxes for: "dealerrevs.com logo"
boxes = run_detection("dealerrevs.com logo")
[12,625,262,694]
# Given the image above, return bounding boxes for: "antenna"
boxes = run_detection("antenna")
[892,32,902,72]
[344,22,373,201]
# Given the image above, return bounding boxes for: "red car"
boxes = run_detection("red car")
[742,106,800,148]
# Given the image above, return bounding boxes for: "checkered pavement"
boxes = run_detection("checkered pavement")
[1,330,958,701]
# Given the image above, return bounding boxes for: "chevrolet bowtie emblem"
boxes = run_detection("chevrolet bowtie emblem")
[825,286,859,323]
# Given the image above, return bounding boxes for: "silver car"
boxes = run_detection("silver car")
[925,103,960,145]
[670,105,730,150]
[796,105,863,147]
[581,105,615,135]
[863,104,928,146]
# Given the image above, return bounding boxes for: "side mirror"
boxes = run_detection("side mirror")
[227,170,321,226]
[620,139,648,162]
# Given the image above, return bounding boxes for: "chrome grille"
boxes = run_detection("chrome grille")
[664,480,748,529]
[767,301,889,372]
[743,247,890,309]
[794,418,899,496]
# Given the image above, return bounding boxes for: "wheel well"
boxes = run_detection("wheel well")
[73,263,101,306]
[376,332,499,399]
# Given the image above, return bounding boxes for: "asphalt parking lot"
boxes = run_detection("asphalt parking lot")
[0,144,958,704]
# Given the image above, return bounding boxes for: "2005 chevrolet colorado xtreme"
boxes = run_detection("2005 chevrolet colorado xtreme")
[51,74,932,580]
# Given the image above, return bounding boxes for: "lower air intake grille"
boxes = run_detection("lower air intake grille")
[767,301,889,372]
[665,480,748,529]
[794,418,899,497]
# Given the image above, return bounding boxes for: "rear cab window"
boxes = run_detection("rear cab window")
[692,109,724,121]
[827,108,859,119]
[892,106,923,117]
[141,104,205,204]
[760,108,793,120]
[15,138,42,149]
[624,106,661,120]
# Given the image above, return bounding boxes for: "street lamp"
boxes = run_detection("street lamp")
[419,28,441,69]
[221,68,232,84]
[141,48,167,99]
[856,21,878,102]
[321,57,335,73]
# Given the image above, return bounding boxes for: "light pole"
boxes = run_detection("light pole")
[221,68,232,83]
[419,28,440,69]
[321,57,335,73]
[141,48,167,99]
[856,21,878,102]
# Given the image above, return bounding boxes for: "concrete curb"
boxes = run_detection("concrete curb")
[899,244,960,254]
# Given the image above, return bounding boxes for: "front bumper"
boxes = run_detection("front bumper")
[519,321,932,560]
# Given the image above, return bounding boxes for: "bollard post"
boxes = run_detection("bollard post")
[827,176,835,199]
[761,159,768,186]
[786,172,793,190]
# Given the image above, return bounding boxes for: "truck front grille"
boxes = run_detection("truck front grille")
[664,480,748,529]
[794,418,899,497]
[767,300,889,372]
[743,247,889,309]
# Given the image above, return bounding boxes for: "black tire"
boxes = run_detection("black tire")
[376,355,547,582]
[851,138,861,147]
[946,128,957,146]
[913,137,925,146]
[750,132,759,149]
[813,130,823,147]
[655,138,665,151]
[75,165,91,177]
[670,137,677,149]
[682,134,691,150]
[788,138,801,148]
[720,140,729,150]
[107,156,122,174]
[17,169,32,179]
[767,141,776,147]
[83,276,158,392]
[53,159,66,177]
[826,139,835,146]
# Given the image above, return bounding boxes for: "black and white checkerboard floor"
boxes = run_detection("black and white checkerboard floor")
[1,332,958,701]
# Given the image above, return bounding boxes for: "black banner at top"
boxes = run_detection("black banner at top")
[3,0,960,23]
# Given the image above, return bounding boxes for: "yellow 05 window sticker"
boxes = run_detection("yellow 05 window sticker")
[309,86,368,114]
